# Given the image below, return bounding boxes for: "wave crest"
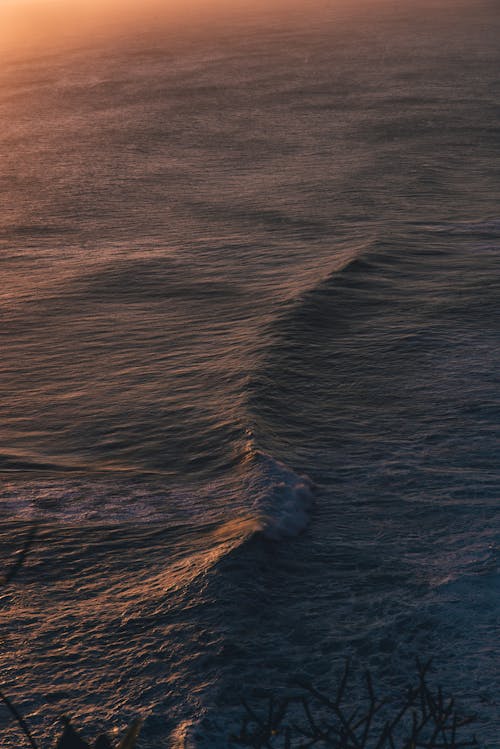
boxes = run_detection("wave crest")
[245,446,315,540]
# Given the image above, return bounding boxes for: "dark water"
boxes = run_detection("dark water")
[0,2,499,746]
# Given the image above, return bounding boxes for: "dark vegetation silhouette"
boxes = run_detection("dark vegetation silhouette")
[0,526,142,749]
[0,527,483,748]
[231,659,480,749]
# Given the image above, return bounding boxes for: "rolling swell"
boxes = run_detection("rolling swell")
[244,227,496,457]
[243,238,406,448]
[250,234,446,349]
[180,223,500,748]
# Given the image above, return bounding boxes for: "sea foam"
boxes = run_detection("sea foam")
[247,449,315,540]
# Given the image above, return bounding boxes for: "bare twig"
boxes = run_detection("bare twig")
[1,525,37,586]
[0,689,39,749]
[233,659,481,749]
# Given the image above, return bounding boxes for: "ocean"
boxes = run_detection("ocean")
[0,1,498,746]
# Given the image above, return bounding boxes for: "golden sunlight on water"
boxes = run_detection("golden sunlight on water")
[0,0,260,54]
[0,0,400,59]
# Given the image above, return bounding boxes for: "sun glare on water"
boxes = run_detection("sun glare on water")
[0,0,287,51]
[0,0,231,57]
[0,0,376,59]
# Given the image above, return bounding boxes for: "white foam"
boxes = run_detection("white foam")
[0,448,316,539]
[247,450,315,540]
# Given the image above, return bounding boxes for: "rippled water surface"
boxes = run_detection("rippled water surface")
[0,2,499,746]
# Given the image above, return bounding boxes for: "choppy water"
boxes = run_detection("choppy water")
[0,2,499,746]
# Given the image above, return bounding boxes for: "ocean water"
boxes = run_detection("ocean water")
[0,2,499,746]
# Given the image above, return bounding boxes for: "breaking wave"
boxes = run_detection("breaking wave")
[244,445,315,540]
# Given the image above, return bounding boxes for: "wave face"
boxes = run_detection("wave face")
[0,3,499,747]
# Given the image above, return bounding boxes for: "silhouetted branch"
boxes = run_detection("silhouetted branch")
[232,660,481,748]
[0,689,39,749]
[0,526,141,749]
[1,524,37,586]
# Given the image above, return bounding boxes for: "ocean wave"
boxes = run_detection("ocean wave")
[247,240,401,361]
[243,441,315,540]
[433,218,500,237]
[0,442,315,541]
